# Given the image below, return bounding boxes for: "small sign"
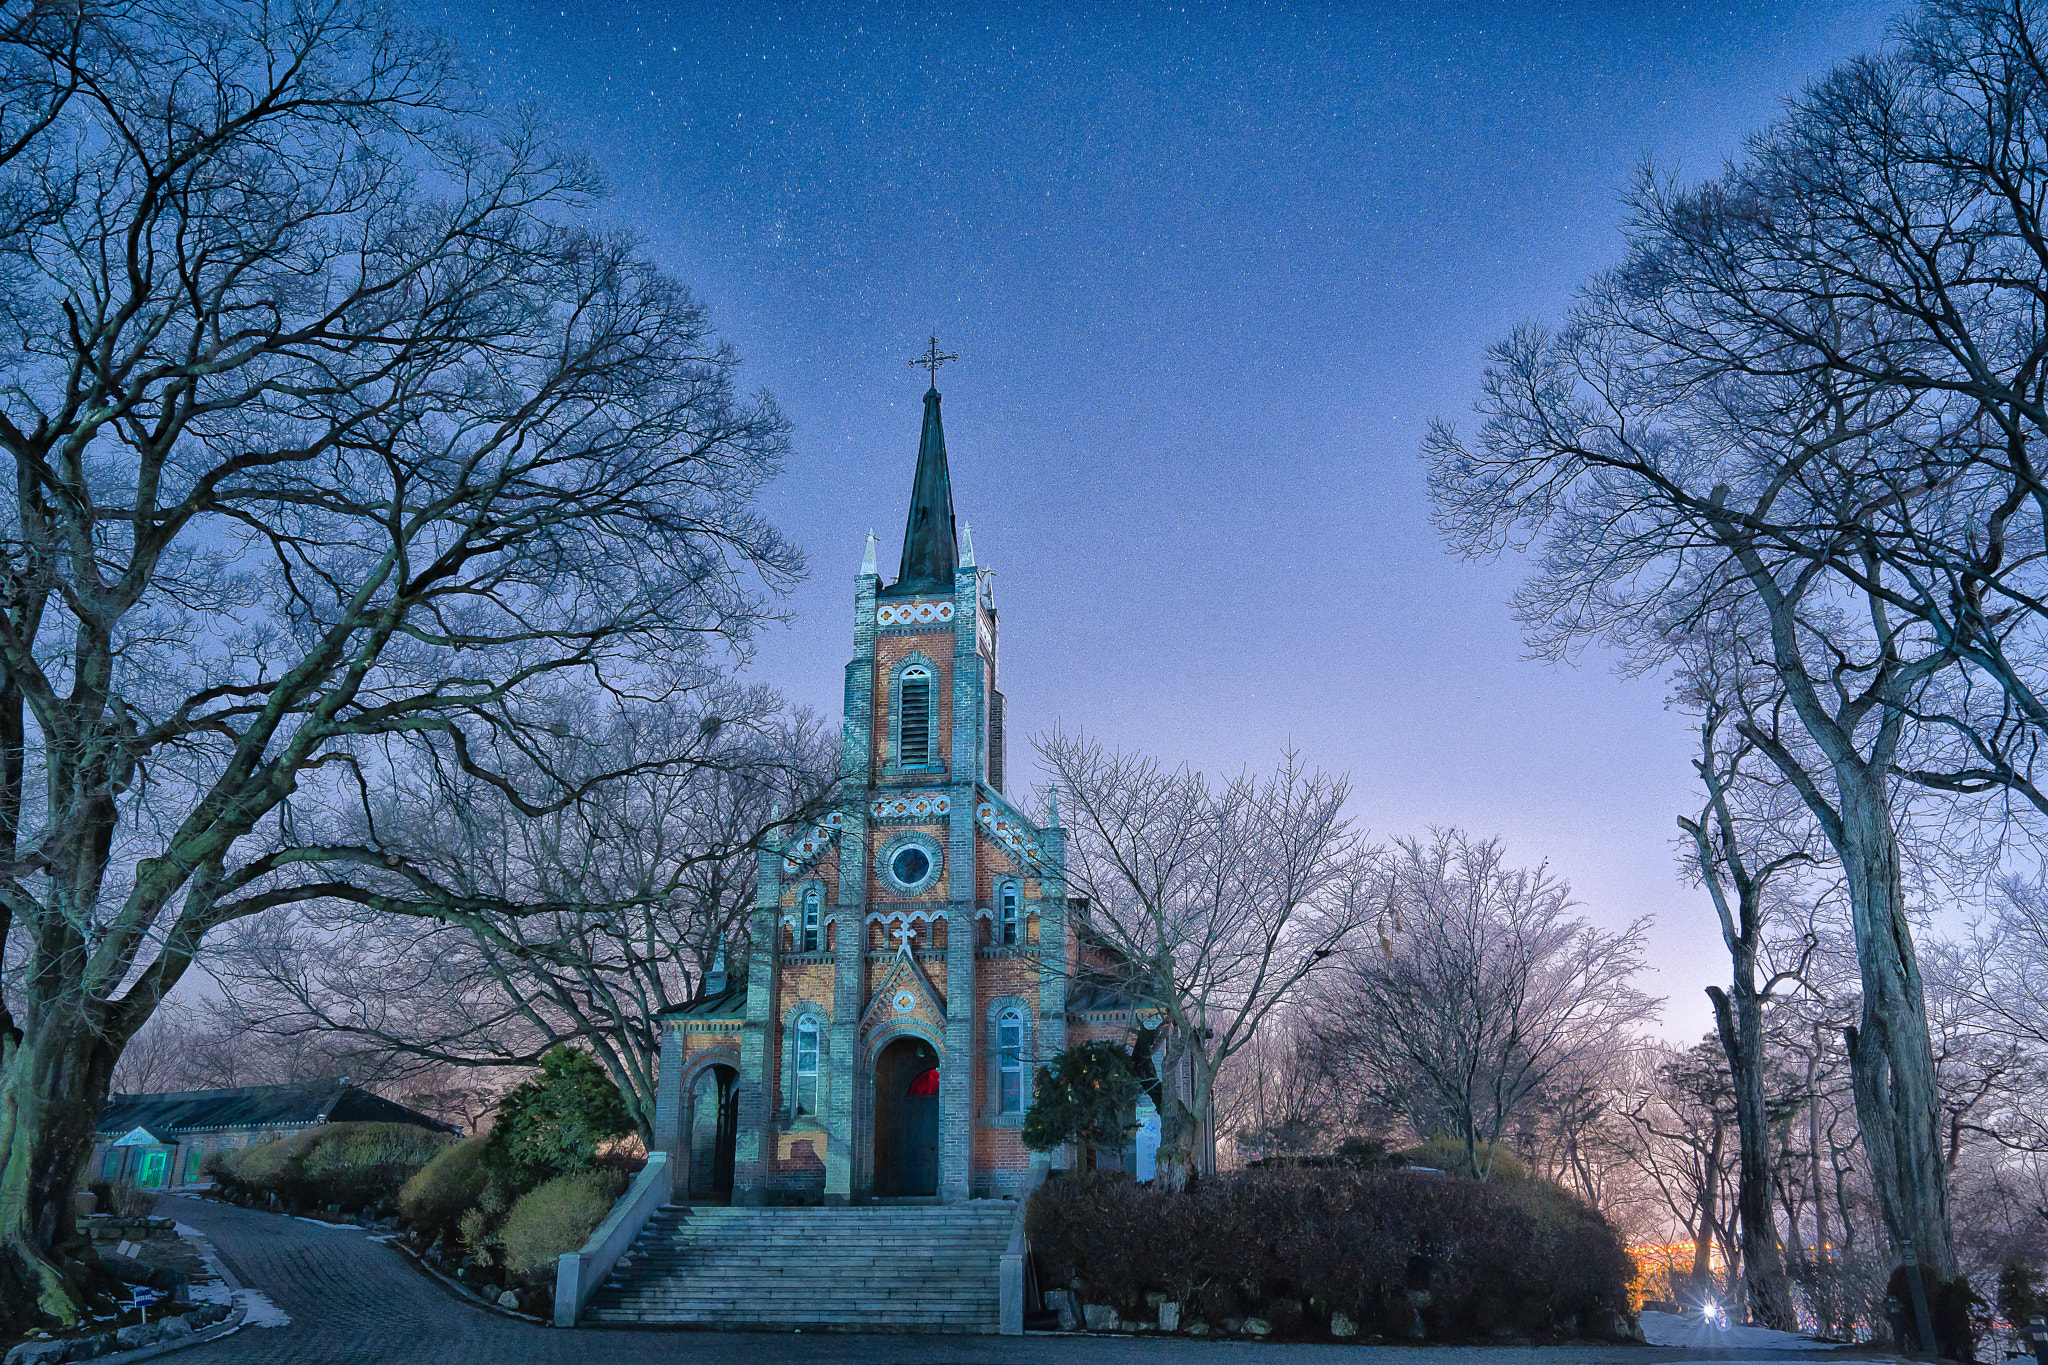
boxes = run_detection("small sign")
[116,1240,138,1259]
[131,1286,158,1323]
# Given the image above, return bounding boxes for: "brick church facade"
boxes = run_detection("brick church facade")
[650,377,1126,1204]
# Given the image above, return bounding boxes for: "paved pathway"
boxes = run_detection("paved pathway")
[166,1194,1897,1365]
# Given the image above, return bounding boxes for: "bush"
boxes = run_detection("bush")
[1397,1135,1529,1181]
[483,1047,633,1190]
[497,1170,629,1278]
[1022,1042,1144,1153]
[206,1123,453,1213]
[398,1137,490,1238]
[1028,1165,1633,1340]
[1886,1265,1987,1361]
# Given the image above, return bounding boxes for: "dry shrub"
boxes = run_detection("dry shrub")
[206,1123,452,1212]
[498,1170,629,1278]
[1028,1165,1632,1339]
[398,1136,490,1237]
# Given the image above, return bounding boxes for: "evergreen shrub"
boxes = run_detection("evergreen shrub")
[1027,1165,1633,1340]
[482,1047,633,1190]
[398,1136,490,1237]
[498,1170,629,1278]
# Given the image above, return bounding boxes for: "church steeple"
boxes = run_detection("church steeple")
[892,385,959,593]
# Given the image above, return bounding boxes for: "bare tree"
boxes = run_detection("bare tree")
[209,697,839,1142]
[1036,732,1375,1192]
[0,0,799,1326]
[1427,247,1965,1274]
[1309,829,1659,1180]
[1676,638,1821,1327]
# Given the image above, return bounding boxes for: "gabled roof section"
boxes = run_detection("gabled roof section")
[861,948,947,1037]
[95,1080,457,1139]
[888,388,958,596]
[659,980,748,1022]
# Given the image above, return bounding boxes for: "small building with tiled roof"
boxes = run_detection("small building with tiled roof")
[91,1079,458,1190]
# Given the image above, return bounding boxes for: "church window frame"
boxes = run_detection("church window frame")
[998,881,1020,946]
[878,832,943,896]
[784,1006,826,1124]
[800,886,822,953]
[997,1009,1024,1112]
[892,658,939,770]
[983,995,1033,1124]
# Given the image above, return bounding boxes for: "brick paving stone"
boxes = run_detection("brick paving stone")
[163,1194,1881,1365]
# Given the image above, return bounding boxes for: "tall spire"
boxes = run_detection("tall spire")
[893,386,958,591]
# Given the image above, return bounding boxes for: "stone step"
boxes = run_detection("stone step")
[584,1202,1016,1330]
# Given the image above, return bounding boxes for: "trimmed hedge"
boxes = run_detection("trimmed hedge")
[397,1137,490,1239]
[206,1122,454,1213]
[1027,1166,1633,1340]
[498,1170,629,1277]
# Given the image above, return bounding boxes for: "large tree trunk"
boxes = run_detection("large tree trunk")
[0,1004,120,1332]
[1152,1028,1214,1194]
[1836,780,1955,1275]
[1709,979,1797,1329]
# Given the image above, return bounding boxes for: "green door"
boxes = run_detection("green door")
[138,1150,166,1188]
[183,1144,204,1184]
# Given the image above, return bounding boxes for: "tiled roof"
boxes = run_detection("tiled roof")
[658,982,748,1021]
[95,1080,458,1139]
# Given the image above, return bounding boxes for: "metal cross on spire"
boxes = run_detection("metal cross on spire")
[910,335,958,389]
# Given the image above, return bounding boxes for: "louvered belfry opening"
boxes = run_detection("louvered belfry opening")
[899,668,931,765]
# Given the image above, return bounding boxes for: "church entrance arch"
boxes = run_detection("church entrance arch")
[872,1036,939,1196]
[687,1063,738,1200]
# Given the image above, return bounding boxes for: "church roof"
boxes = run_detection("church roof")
[95,1079,457,1139]
[659,980,748,1021]
[887,387,958,596]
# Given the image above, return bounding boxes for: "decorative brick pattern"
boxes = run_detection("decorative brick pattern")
[874,600,954,626]
[870,792,948,820]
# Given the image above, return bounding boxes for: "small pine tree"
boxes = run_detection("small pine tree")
[1022,1041,1143,1153]
[1999,1261,2042,1339]
[484,1046,634,1191]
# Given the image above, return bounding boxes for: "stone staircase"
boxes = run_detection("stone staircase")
[580,1202,1019,1332]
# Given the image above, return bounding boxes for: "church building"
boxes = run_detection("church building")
[651,369,1126,1204]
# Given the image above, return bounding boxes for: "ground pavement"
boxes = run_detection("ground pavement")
[166,1195,1899,1365]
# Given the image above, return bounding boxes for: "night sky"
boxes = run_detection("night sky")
[425,0,1896,1039]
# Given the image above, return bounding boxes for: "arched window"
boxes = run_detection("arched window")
[801,887,821,952]
[898,665,932,766]
[998,882,1020,946]
[794,1017,820,1115]
[997,1008,1025,1113]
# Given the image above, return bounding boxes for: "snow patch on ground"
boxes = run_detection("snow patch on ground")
[235,1288,291,1328]
[1640,1309,1838,1350]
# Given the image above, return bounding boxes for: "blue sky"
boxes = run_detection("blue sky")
[426,0,1898,1038]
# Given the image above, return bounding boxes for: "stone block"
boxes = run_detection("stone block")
[1243,1317,1272,1337]
[2,1343,68,1365]
[496,1290,520,1309]
[1158,1301,1181,1331]
[71,1192,95,1220]
[1185,1321,1211,1336]
[113,1324,160,1350]
[1081,1303,1119,1331]
[1330,1311,1358,1337]
[157,1316,192,1339]
[1047,1289,1080,1330]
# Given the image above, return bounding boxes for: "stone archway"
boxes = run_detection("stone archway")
[687,1063,738,1200]
[872,1036,939,1196]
